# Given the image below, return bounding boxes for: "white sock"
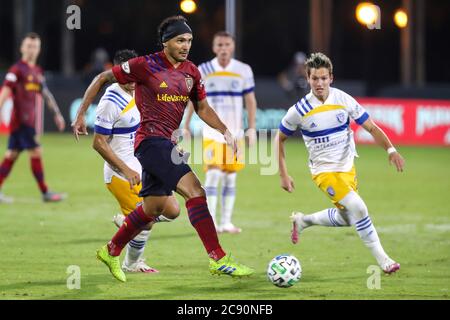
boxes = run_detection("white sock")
[124,229,150,267]
[204,169,223,227]
[221,172,237,227]
[339,191,391,267]
[302,207,351,227]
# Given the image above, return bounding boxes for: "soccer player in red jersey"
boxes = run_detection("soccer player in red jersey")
[0,32,66,203]
[72,16,254,282]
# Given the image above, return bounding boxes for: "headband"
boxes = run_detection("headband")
[161,20,192,43]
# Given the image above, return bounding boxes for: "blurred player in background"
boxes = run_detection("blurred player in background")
[73,16,254,282]
[0,32,66,203]
[93,49,176,274]
[277,52,405,274]
[184,31,257,234]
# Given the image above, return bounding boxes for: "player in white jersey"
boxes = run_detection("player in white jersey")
[277,53,405,274]
[92,50,176,273]
[184,31,257,233]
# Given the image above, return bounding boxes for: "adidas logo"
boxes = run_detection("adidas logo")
[310,122,317,128]
[159,81,168,88]
[130,117,135,123]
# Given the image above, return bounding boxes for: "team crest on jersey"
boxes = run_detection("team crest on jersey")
[336,112,346,124]
[185,77,194,92]
[121,61,130,74]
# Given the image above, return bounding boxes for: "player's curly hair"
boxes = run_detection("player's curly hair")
[157,15,188,48]
[113,49,138,65]
[305,52,333,77]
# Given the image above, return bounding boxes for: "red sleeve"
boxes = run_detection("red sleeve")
[112,56,147,85]
[189,65,207,102]
[2,65,21,90]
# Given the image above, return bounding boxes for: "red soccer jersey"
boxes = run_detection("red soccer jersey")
[112,51,206,149]
[2,60,44,132]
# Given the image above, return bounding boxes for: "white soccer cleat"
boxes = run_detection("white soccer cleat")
[122,259,159,274]
[112,213,126,228]
[290,212,307,244]
[218,223,242,234]
[381,259,401,274]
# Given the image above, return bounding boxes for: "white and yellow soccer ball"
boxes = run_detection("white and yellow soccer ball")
[267,254,302,288]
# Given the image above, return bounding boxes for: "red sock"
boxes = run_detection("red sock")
[186,196,226,261]
[108,205,156,256]
[30,157,48,194]
[0,157,16,188]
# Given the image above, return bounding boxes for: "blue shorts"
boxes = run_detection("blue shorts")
[8,125,39,151]
[135,137,191,197]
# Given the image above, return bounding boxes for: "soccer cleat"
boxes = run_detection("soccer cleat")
[209,254,254,277]
[122,258,159,273]
[290,212,307,244]
[0,192,14,204]
[113,213,126,228]
[96,245,127,282]
[43,191,66,203]
[218,223,242,234]
[382,261,401,274]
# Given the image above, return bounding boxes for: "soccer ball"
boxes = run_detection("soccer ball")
[267,254,302,288]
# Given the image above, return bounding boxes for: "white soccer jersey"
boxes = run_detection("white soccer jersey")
[94,83,141,183]
[280,87,370,175]
[198,58,255,142]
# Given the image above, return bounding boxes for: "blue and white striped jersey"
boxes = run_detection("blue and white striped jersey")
[199,58,255,142]
[95,83,141,183]
[280,87,370,175]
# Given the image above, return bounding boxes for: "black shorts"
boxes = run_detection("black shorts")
[8,125,39,151]
[135,137,192,197]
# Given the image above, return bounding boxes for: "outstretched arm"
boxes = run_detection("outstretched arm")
[193,99,236,151]
[244,92,257,146]
[183,101,195,138]
[92,133,140,188]
[276,130,295,193]
[72,70,116,140]
[0,86,12,111]
[361,118,405,172]
[42,86,65,132]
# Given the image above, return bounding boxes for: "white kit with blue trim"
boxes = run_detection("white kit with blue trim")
[280,87,370,175]
[94,83,141,183]
[198,58,255,142]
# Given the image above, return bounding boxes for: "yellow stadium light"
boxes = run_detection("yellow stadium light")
[180,0,197,14]
[394,9,408,28]
[356,2,379,26]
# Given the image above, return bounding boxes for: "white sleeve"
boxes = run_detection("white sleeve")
[345,93,370,126]
[94,99,120,135]
[198,62,207,79]
[243,65,255,94]
[279,106,302,136]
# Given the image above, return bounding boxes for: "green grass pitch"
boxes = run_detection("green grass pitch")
[0,134,449,300]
